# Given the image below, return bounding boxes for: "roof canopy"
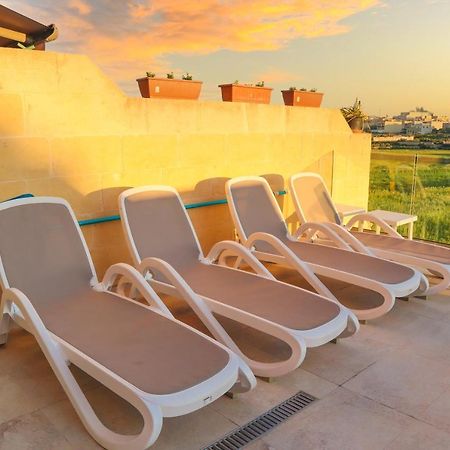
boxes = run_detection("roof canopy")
[0,5,57,49]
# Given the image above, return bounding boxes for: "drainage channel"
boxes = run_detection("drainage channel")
[202,390,316,450]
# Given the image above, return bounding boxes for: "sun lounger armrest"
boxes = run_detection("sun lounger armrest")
[314,222,375,256]
[205,240,274,279]
[293,222,354,251]
[346,213,403,238]
[138,257,208,309]
[245,232,338,302]
[101,263,173,318]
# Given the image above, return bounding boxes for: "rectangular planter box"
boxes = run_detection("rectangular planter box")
[219,84,273,104]
[282,90,323,107]
[137,78,202,100]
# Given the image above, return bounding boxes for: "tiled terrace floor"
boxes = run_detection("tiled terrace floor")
[1,285,450,449]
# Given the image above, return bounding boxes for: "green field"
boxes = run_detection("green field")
[369,149,450,244]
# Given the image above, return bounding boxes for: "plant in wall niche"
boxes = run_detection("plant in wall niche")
[341,98,367,133]
[255,81,265,87]
[281,87,324,108]
[136,71,202,100]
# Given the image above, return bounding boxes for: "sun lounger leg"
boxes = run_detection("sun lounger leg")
[0,298,11,345]
[337,312,360,338]
[258,376,274,383]
[225,391,236,399]
[4,288,163,450]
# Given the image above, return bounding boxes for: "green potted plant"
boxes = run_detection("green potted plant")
[341,98,367,132]
[136,71,202,100]
[281,87,324,107]
[219,80,273,104]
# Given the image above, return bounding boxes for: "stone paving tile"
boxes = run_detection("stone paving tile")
[41,400,103,450]
[406,293,450,323]
[0,291,449,449]
[248,387,414,450]
[417,386,450,434]
[357,300,419,348]
[0,411,72,450]
[209,368,337,426]
[301,333,396,385]
[386,420,450,450]
[152,406,237,450]
[393,312,450,363]
[343,349,450,418]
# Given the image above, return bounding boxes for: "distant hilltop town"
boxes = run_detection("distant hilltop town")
[369,107,450,149]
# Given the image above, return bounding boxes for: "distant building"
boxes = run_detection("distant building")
[405,122,433,135]
[368,108,449,137]
[383,120,403,134]
[395,107,433,122]
[431,120,444,130]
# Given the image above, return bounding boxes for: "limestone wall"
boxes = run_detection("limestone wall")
[0,48,371,275]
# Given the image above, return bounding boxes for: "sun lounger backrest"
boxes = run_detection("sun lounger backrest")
[0,199,95,305]
[227,178,288,242]
[121,189,202,268]
[290,173,341,225]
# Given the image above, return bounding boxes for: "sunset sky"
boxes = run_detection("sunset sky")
[5,0,450,115]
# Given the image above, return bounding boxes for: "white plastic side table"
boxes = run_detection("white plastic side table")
[367,209,418,240]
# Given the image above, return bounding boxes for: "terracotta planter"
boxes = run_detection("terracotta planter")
[281,90,323,107]
[136,77,202,100]
[347,117,365,133]
[219,84,273,104]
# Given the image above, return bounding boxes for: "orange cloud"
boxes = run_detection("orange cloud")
[68,0,91,16]
[4,0,380,88]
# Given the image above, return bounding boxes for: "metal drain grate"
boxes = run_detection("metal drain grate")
[203,390,316,450]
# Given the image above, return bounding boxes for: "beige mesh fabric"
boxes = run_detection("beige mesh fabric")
[229,178,415,285]
[279,238,415,285]
[0,201,230,395]
[43,288,230,395]
[267,265,385,310]
[229,180,287,241]
[178,262,340,330]
[352,232,450,265]
[123,190,202,269]
[124,187,341,330]
[291,176,341,224]
[0,202,94,300]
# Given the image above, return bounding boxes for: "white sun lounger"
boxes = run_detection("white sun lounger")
[289,172,450,296]
[0,197,255,450]
[225,176,423,321]
[119,186,359,379]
